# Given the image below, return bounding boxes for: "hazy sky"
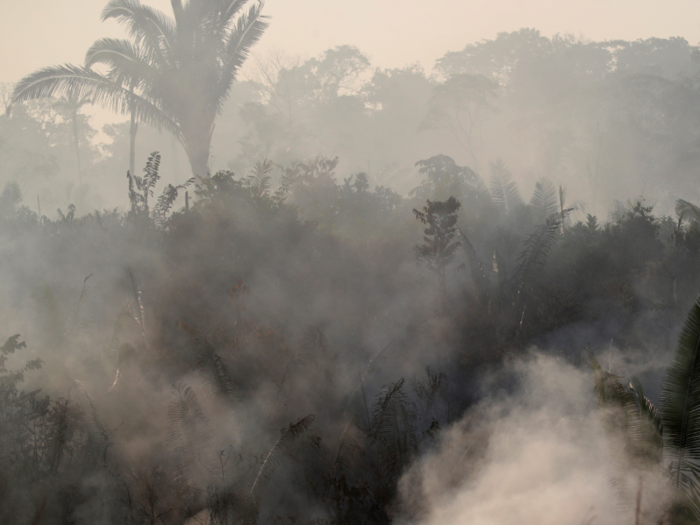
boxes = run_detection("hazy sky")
[4,0,700,128]
[4,0,700,85]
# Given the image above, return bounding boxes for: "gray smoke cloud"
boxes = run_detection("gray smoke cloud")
[396,353,618,525]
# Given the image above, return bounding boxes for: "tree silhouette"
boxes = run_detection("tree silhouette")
[413,196,462,312]
[10,0,268,178]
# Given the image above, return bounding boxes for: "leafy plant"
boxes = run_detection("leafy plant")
[593,297,700,523]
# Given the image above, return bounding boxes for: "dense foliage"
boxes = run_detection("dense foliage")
[1,148,700,523]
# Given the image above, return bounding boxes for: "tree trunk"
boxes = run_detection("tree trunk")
[71,107,82,185]
[129,110,138,177]
[183,129,212,179]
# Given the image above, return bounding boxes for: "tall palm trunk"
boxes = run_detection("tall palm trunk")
[182,125,213,178]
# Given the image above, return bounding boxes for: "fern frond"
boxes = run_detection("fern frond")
[371,379,416,484]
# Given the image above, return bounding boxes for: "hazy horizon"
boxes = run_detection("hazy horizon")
[6,0,700,86]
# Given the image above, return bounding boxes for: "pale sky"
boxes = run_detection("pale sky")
[3,0,700,123]
[5,0,700,83]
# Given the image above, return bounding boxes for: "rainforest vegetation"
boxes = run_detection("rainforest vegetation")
[6,1,700,524]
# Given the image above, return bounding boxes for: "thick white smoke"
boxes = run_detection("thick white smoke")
[397,354,618,525]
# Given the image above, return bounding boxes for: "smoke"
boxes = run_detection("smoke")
[396,353,618,525]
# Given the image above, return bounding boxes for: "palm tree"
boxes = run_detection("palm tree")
[594,297,700,522]
[10,0,268,178]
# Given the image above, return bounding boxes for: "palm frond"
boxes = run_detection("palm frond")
[249,414,315,502]
[590,356,649,519]
[529,177,558,222]
[662,297,700,495]
[85,38,158,89]
[101,0,175,66]
[10,64,181,139]
[489,159,523,216]
[510,212,565,301]
[219,0,250,29]
[166,382,213,487]
[245,159,274,198]
[629,376,663,464]
[218,2,269,112]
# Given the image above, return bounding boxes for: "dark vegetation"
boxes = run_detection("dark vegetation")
[2,147,700,524]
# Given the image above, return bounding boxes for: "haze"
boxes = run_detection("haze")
[4,0,700,84]
[4,1,700,524]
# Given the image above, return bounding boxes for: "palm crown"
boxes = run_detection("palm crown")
[11,0,268,178]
